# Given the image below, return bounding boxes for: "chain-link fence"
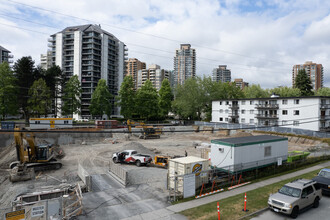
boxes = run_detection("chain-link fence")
[168,154,330,201]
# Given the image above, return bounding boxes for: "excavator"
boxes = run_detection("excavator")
[126,119,162,139]
[9,127,62,182]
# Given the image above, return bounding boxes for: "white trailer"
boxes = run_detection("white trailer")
[211,135,288,173]
[29,118,73,129]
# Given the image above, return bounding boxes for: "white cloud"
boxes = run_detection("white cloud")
[1,0,329,88]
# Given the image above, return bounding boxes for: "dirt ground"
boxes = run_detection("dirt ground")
[0,128,328,210]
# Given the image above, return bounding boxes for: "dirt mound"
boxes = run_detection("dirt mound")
[231,131,253,138]
[119,142,155,157]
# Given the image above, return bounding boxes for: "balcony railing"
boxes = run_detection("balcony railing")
[229,104,239,109]
[255,104,279,109]
[255,114,279,119]
[320,104,330,109]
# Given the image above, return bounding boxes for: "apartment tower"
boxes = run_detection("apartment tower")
[212,65,231,83]
[126,58,146,90]
[0,45,13,64]
[48,24,127,119]
[234,78,249,90]
[173,44,196,86]
[292,61,323,90]
[137,64,170,91]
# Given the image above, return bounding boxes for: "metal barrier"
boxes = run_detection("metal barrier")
[109,160,128,186]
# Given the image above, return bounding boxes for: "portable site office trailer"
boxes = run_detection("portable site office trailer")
[211,135,288,173]
[29,118,73,129]
[168,156,209,193]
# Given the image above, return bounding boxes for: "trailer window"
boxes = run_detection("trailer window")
[264,146,271,157]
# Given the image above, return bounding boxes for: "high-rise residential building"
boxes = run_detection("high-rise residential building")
[48,24,127,119]
[0,45,13,64]
[126,58,146,90]
[40,51,53,70]
[212,65,231,83]
[137,64,170,91]
[173,44,196,86]
[234,78,249,90]
[292,61,323,91]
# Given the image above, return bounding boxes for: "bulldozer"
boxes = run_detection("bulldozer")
[9,127,62,182]
[127,120,162,139]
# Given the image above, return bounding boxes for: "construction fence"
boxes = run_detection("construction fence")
[194,121,330,138]
[168,154,330,201]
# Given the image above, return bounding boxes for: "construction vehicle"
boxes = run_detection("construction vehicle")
[9,127,62,182]
[152,155,184,168]
[127,120,162,139]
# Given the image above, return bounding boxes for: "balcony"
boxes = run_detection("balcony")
[229,104,239,110]
[320,115,329,121]
[48,38,55,42]
[320,104,330,109]
[320,127,330,132]
[255,114,279,119]
[255,104,279,109]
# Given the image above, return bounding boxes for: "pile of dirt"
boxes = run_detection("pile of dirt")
[119,142,155,157]
[231,131,253,138]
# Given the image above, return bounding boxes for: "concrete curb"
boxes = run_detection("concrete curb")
[239,207,268,219]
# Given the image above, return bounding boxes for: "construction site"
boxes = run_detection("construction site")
[0,123,329,220]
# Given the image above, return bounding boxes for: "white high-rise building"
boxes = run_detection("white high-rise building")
[137,64,170,91]
[48,24,127,118]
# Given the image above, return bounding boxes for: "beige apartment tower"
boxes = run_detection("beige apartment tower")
[137,64,170,91]
[173,44,196,86]
[126,58,146,90]
[234,78,249,90]
[292,61,323,90]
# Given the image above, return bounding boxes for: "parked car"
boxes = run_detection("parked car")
[268,179,322,218]
[112,150,152,167]
[312,168,330,195]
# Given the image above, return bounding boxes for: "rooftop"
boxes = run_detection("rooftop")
[170,156,207,164]
[211,135,288,147]
[212,96,330,102]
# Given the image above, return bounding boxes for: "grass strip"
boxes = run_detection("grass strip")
[181,166,328,220]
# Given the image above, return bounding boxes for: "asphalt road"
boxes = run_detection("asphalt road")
[252,195,330,220]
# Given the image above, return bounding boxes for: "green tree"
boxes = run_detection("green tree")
[135,80,159,120]
[43,65,64,117]
[172,77,205,120]
[13,56,39,122]
[294,69,313,96]
[269,86,301,97]
[89,79,112,118]
[158,79,173,118]
[0,62,17,120]
[116,76,136,118]
[28,78,51,117]
[315,87,330,96]
[243,84,269,98]
[61,75,82,117]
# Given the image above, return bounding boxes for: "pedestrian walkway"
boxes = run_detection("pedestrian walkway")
[123,161,330,220]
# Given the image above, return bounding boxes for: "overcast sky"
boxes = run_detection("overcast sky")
[0,0,329,88]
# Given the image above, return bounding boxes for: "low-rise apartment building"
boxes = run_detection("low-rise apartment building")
[212,96,330,132]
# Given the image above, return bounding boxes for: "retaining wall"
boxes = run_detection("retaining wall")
[109,160,128,186]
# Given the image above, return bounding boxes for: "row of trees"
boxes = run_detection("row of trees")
[0,57,83,121]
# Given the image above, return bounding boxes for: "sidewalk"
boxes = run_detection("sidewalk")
[123,161,330,220]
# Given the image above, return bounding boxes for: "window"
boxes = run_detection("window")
[219,109,223,113]
[241,101,246,105]
[293,110,299,115]
[226,101,229,105]
[264,146,271,157]
[282,110,288,115]
[225,118,228,122]
[250,119,254,124]
[64,121,68,124]
[219,117,223,121]
[302,186,314,198]
[34,121,40,124]
[241,110,245,114]
[241,118,245,123]
[219,101,222,105]
[293,121,299,126]
[294,99,299,104]
[250,101,254,105]
[250,110,254,114]
[282,100,288,105]
[225,109,229,113]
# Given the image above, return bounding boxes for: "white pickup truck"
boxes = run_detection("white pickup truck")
[112,150,152,166]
